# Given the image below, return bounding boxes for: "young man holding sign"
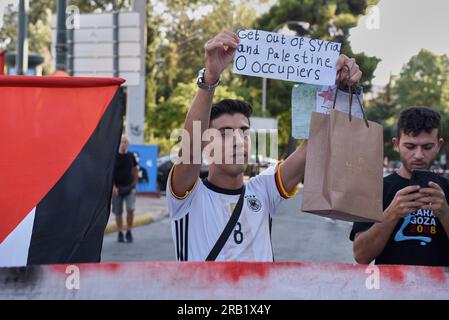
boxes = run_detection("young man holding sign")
[167,31,361,261]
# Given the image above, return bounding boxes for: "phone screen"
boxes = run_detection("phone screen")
[410,169,440,188]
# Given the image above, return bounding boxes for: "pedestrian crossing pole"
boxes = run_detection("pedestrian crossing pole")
[16,0,28,75]
[55,0,67,72]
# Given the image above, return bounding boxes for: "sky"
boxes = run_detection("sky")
[349,0,449,86]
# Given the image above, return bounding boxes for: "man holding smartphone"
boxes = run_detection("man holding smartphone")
[350,107,449,266]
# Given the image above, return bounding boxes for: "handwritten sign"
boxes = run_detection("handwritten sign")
[233,29,341,86]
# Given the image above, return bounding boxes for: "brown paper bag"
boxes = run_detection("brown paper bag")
[301,108,384,222]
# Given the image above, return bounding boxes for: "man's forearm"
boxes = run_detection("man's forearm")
[181,89,215,161]
[353,210,399,264]
[438,212,449,240]
[171,88,215,196]
[171,31,238,196]
[280,140,307,193]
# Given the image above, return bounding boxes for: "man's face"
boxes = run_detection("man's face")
[208,113,250,176]
[119,137,129,153]
[393,129,443,173]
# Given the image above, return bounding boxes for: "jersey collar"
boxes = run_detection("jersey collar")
[202,178,244,195]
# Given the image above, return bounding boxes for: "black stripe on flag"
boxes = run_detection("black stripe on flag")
[26,90,125,265]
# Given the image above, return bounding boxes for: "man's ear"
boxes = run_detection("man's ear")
[438,138,444,150]
[391,137,399,152]
[392,137,400,152]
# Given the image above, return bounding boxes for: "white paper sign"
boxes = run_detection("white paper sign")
[233,29,341,86]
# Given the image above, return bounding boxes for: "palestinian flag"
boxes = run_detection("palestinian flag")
[0,76,125,267]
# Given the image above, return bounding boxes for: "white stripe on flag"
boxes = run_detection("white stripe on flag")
[0,207,36,267]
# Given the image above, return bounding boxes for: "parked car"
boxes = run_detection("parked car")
[157,154,279,191]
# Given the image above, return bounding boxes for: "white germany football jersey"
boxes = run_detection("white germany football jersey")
[166,162,296,262]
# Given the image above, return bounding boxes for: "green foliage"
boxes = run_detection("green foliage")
[147,81,245,155]
[250,0,380,155]
[0,0,133,73]
[393,49,449,112]
[146,0,264,152]
[1,0,387,161]
[154,0,261,102]
[392,49,449,159]
[146,1,158,111]
[71,0,132,12]
[368,49,449,163]
[366,90,396,160]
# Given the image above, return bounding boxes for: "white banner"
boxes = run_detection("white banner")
[233,29,341,86]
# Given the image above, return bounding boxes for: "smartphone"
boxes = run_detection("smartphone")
[410,169,440,188]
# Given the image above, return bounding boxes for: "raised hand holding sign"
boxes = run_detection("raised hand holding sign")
[232,29,341,86]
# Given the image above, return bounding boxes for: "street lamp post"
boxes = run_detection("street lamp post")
[55,0,67,72]
[261,21,310,115]
[16,0,29,75]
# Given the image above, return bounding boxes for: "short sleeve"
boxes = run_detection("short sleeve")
[166,165,200,220]
[349,222,374,241]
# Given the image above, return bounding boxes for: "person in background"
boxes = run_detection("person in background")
[351,107,449,266]
[112,135,139,243]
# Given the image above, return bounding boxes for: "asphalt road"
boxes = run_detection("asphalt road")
[101,190,356,263]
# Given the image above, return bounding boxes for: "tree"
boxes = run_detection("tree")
[0,1,55,73]
[366,76,396,161]
[146,1,158,110]
[367,49,449,163]
[146,0,266,151]
[71,0,132,12]
[153,0,264,102]
[392,49,449,159]
[393,49,449,112]
[147,81,245,155]
[0,0,134,74]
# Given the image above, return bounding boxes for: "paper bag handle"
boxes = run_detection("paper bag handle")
[332,64,370,128]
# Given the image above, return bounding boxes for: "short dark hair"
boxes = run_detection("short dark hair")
[397,107,441,138]
[210,99,253,123]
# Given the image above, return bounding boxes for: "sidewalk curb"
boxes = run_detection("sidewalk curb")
[105,210,168,234]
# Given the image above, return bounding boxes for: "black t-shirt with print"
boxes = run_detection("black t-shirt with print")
[350,172,449,266]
